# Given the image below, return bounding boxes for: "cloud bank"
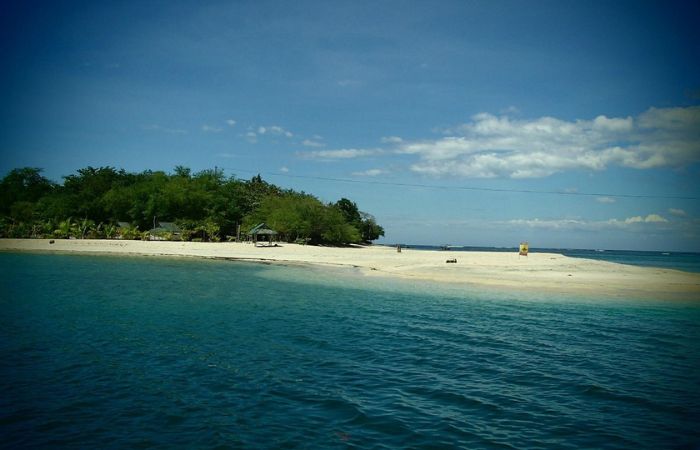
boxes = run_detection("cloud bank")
[202,124,223,133]
[299,148,382,159]
[352,168,387,176]
[396,106,700,178]
[258,125,293,138]
[505,213,670,231]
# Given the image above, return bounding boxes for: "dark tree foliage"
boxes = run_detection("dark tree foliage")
[360,212,385,242]
[0,168,55,217]
[335,198,362,226]
[0,166,384,245]
[335,198,385,243]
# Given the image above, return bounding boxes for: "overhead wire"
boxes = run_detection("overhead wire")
[217,166,698,201]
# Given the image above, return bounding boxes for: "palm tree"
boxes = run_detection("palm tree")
[76,218,95,239]
[118,225,140,240]
[54,218,74,239]
[104,224,117,239]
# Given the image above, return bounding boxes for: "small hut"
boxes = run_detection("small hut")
[248,223,278,246]
[148,221,182,241]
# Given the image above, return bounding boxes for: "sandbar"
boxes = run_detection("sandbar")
[1,239,699,300]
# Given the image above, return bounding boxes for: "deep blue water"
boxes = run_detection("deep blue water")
[403,245,700,273]
[1,253,699,449]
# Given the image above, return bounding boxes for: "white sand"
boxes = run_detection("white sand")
[2,239,699,299]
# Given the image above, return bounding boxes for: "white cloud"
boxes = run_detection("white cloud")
[623,214,668,224]
[592,115,634,132]
[244,131,258,143]
[668,208,687,217]
[202,124,223,133]
[596,196,616,204]
[505,218,587,230]
[302,139,325,148]
[226,119,237,127]
[258,125,293,138]
[279,166,289,173]
[352,168,387,176]
[381,136,403,144]
[648,214,669,223]
[505,213,669,230]
[396,106,700,178]
[299,148,381,159]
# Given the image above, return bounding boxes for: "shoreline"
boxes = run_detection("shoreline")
[2,239,699,300]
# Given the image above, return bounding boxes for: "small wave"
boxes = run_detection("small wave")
[403,385,502,414]
[579,383,661,410]
[3,252,700,449]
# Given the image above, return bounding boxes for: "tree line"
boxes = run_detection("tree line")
[0,167,384,245]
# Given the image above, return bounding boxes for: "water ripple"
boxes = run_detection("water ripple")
[1,253,699,449]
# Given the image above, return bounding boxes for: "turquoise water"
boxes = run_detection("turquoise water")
[1,253,699,449]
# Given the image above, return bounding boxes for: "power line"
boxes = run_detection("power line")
[219,166,698,200]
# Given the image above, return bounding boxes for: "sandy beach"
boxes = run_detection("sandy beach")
[1,239,699,299]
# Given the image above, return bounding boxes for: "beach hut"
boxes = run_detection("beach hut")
[148,221,182,241]
[248,223,278,246]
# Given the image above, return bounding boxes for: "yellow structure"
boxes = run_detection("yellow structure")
[519,242,529,256]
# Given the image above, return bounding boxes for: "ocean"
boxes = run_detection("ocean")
[1,252,699,449]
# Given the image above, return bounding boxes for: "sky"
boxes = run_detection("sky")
[1,0,699,251]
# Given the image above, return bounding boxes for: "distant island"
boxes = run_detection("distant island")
[0,167,384,245]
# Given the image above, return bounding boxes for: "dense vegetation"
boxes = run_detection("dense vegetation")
[0,167,384,245]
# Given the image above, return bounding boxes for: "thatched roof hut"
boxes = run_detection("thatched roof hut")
[148,221,182,240]
[248,223,278,246]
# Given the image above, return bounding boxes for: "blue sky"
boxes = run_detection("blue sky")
[1,0,699,250]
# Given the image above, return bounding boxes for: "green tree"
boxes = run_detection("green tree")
[0,166,384,244]
[104,224,117,239]
[245,193,362,245]
[360,213,385,242]
[0,168,55,221]
[0,168,55,211]
[335,198,362,226]
[200,218,221,242]
[76,218,96,239]
[54,218,74,239]
[321,206,361,245]
[61,166,128,222]
[173,166,191,178]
